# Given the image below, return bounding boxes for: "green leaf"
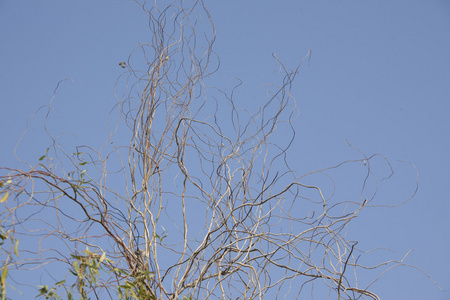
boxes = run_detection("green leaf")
[37,285,49,295]
[0,192,8,204]
[13,239,19,257]
[38,155,46,161]
[1,266,8,283]
[99,252,106,264]
[73,261,79,273]
[79,162,88,166]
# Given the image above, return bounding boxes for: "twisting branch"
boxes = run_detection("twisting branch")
[338,242,357,300]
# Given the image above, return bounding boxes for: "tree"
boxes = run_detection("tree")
[0,1,426,299]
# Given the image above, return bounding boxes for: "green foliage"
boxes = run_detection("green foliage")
[0,227,8,247]
[1,264,8,300]
[67,169,91,189]
[38,146,57,169]
[0,178,11,204]
[36,280,68,300]
[69,247,110,299]
[38,147,51,161]
[0,218,19,300]
[36,247,119,300]
[154,227,168,243]
[118,269,156,300]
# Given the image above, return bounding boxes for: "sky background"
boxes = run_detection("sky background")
[1,0,449,299]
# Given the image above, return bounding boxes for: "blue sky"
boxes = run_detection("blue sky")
[1,1,449,299]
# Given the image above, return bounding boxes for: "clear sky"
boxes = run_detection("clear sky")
[1,1,449,299]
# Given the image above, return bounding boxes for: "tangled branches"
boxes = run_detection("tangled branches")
[0,1,418,299]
